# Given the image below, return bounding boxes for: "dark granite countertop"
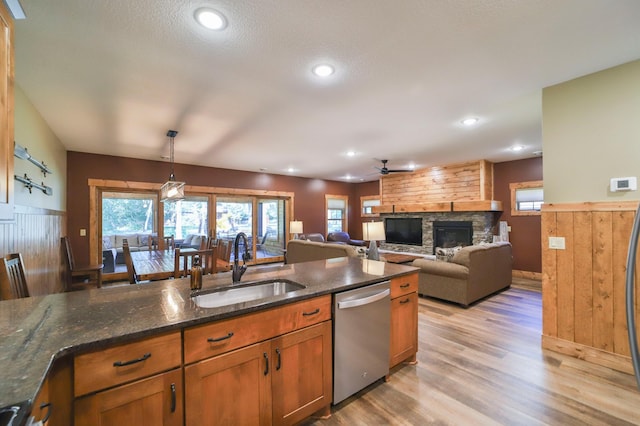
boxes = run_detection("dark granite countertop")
[0,257,416,416]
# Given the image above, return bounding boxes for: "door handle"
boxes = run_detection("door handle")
[337,289,390,309]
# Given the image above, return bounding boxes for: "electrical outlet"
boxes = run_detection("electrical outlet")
[80,228,86,237]
[549,236,565,250]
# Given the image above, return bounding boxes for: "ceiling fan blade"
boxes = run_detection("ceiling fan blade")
[386,169,413,173]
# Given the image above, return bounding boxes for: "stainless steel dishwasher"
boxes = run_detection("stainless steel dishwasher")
[333,280,391,404]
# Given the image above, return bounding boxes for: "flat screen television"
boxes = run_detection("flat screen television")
[384,217,422,246]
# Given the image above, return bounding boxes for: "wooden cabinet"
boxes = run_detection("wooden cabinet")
[390,273,419,368]
[184,295,332,426]
[0,0,15,220]
[73,331,183,426]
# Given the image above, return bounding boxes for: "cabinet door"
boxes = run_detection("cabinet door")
[185,341,272,426]
[271,321,332,426]
[0,0,14,220]
[390,292,418,368]
[74,368,183,426]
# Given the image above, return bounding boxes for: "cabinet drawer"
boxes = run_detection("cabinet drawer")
[390,273,418,298]
[184,295,331,364]
[74,331,182,397]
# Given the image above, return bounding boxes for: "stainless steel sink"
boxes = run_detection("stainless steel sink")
[192,279,305,308]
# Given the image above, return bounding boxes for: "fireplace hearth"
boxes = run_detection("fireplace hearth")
[432,221,473,253]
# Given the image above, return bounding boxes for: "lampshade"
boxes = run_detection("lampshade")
[160,130,185,202]
[362,221,385,241]
[290,221,303,234]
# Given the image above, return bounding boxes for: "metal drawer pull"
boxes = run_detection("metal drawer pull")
[207,332,234,342]
[276,348,281,371]
[400,298,411,304]
[302,308,320,316]
[40,402,52,423]
[400,283,410,288]
[263,352,269,376]
[113,352,151,367]
[170,383,176,413]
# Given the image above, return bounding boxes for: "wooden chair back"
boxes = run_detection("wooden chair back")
[0,253,29,299]
[61,236,103,291]
[214,239,233,272]
[174,248,216,279]
[148,235,160,251]
[163,235,175,250]
[123,239,139,284]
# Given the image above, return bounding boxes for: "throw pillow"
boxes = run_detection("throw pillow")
[435,246,462,262]
[102,236,112,249]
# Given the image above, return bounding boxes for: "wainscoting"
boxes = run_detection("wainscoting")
[0,205,66,296]
[541,201,640,373]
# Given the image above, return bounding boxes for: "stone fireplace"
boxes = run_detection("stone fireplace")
[379,211,500,255]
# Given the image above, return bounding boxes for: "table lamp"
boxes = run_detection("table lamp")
[362,221,385,261]
[290,220,303,239]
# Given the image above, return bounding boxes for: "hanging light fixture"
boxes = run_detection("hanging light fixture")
[160,130,185,202]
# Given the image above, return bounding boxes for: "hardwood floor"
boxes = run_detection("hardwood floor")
[305,282,640,425]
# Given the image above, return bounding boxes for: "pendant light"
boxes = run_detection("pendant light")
[160,130,185,202]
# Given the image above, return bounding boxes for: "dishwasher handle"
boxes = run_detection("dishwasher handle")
[337,288,390,309]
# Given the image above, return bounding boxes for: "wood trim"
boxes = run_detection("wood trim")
[13,205,65,216]
[325,194,349,234]
[541,335,633,375]
[510,180,543,216]
[542,201,639,212]
[0,1,14,221]
[512,270,542,280]
[452,200,502,212]
[393,202,451,213]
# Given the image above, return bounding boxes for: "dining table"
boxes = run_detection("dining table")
[129,248,196,281]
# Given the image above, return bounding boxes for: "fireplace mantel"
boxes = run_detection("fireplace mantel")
[373,200,502,214]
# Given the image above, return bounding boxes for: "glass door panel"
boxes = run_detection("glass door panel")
[163,196,209,242]
[216,197,253,262]
[256,198,286,261]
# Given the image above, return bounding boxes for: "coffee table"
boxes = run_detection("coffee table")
[383,253,423,264]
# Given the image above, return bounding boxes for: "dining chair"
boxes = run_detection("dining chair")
[215,239,233,272]
[148,235,160,251]
[61,236,103,291]
[123,240,139,284]
[0,253,30,299]
[174,248,216,279]
[163,235,175,250]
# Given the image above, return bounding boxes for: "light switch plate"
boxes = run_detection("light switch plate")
[549,236,565,250]
[80,228,86,236]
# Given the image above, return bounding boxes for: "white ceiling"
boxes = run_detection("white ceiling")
[13,0,640,182]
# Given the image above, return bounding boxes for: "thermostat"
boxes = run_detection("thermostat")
[610,177,637,192]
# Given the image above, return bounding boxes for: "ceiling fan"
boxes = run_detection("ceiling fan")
[374,159,413,175]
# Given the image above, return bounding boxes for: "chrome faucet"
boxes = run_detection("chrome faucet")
[232,232,252,283]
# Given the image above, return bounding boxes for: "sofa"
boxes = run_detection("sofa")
[326,231,366,246]
[299,233,326,242]
[285,239,360,264]
[411,241,512,307]
[176,234,207,249]
[102,233,156,272]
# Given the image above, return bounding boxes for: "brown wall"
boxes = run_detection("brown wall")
[493,157,543,273]
[67,152,379,265]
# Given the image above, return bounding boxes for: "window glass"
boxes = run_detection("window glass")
[163,196,208,239]
[326,195,348,233]
[102,191,156,235]
[510,181,543,215]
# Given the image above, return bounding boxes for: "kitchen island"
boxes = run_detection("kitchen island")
[0,257,418,425]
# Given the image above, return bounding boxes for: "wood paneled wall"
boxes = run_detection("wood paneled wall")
[380,160,493,205]
[541,201,640,373]
[0,205,65,297]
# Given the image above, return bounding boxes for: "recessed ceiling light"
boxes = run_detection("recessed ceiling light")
[287,167,295,173]
[461,117,479,126]
[346,151,356,157]
[511,145,525,152]
[312,64,335,78]
[195,8,227,30]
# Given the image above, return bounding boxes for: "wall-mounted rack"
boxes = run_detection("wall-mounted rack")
[14,174,53,196]
[14,142,54,176]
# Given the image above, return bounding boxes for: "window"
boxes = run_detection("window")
[326,195,348,233]
[510,181,543,216]
[163,196,209,240]
[102,191,156,236]
[361,196,380,217]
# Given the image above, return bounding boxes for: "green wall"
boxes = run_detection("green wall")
[13,84,67,211]
[542,60,640,204]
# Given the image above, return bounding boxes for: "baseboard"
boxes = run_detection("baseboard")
[512,270,542,280]
[541,335,634,375]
